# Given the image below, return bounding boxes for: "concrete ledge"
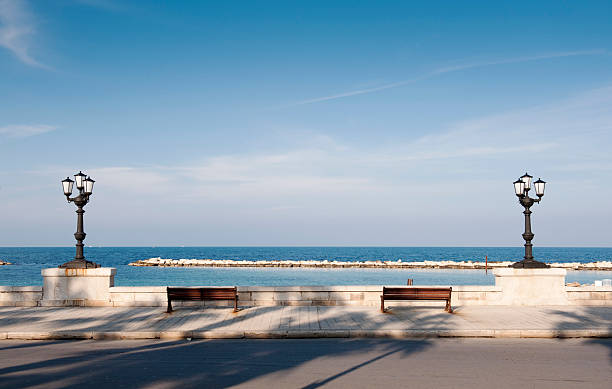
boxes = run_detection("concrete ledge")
[106,285,507,307]
[2,329,609,340]
[110,286,167,293]
[0,286,42,292]
[567,286,612,291]
[0,301,39,307]
[92,332,160,340]
[41,268,116,277]
[39,299,112,307]
[192,331,245,339]
[0,286,44,306]
[3,283,611,307]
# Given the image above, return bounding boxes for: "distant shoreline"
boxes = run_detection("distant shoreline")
[129,258,612,271]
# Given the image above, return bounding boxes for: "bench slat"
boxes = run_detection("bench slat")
[166,287,238,313]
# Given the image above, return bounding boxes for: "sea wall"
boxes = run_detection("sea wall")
[1,285,611,307]
[0,286,42,307]
[567,286,612,306]
[109,285,503,308]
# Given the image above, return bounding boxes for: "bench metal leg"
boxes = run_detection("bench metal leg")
[233,296,238,312]
[380,296,385,313]
[445,299,452,313]
[167,299,173,313]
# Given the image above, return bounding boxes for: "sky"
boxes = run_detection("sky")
[1,0,611,247]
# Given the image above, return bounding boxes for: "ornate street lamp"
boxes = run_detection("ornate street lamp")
[59,171,100,269]
[511,172,548,268]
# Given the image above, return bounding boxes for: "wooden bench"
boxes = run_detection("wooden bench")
[381,287,452,313]
[166,287,238,313]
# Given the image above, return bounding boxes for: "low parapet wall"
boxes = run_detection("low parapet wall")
[567,286,612,306]
[1,285,610,307]
[110,285,503,308]
[0,286,42,307]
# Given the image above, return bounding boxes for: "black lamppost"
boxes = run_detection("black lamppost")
[59,171,100,269]
[511,172,548,269]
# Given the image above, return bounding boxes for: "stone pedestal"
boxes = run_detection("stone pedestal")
[42,267,116,306]
[492,268,567,306]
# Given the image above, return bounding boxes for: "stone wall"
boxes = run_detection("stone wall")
[567,286,612,306]
[0,286,42,307]
[109,285,504,308]
[1,284,610,307]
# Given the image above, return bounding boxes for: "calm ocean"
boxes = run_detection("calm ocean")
[1,246,611,286]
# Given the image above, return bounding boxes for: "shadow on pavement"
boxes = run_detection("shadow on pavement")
[0,338,431,388]
[551,306,612,363]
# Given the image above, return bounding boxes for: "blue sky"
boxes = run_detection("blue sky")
[1,0,611,246]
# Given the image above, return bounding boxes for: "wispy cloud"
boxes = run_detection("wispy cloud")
[0,124,57,137]
[429,50,605,74]
[73,84,612,200]
[287,50,606,106]
[20,85,612,245]
[366,85,612,170]
[0,0,47,68]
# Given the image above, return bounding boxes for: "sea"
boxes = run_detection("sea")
[1,247,612,287]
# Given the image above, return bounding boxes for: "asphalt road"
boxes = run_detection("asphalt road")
[0,338,610,389]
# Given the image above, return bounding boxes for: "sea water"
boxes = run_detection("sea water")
[1,246,611,286]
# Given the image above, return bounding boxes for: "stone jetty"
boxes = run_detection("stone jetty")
[0,260,12,266]
[128,257,612,270]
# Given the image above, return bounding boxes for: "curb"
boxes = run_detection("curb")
[1,329,610,340]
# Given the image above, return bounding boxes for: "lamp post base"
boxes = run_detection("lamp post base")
[509,260,550,269]
[58,259,101,269]
[42,267,115,305]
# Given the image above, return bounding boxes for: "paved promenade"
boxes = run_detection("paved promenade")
[1,305,610,339]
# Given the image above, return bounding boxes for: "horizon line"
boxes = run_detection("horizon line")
[2,245,612,249]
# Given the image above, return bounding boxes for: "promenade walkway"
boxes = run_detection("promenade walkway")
[1,305,610,339]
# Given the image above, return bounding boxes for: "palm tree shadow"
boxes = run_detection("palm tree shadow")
[0,339,432,389]
[0,306,435,388]
[550,306,612,362]
[301,341,429,389]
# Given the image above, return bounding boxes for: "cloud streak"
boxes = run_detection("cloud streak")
[287,50,606,106]
[0,124,57,137]
[0,0,48,68]
[76,85,612,199]
[18,85,612,245]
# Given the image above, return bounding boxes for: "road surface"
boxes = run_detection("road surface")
[0,338,610,388]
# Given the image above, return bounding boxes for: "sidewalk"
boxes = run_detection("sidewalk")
[1,305,610,340]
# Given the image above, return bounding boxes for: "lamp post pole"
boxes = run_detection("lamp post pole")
[60,171,100,269]
[511,173,548,269]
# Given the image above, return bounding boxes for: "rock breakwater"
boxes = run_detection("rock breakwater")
[129,258,612,271]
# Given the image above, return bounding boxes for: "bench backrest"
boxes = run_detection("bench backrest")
[167,287,237,301]
[383,287,451,300]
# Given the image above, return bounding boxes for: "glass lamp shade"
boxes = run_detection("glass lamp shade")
[534,178,546,197]
[62,177,74,196]
[84,176,95,194]
[520,172,533,189]
[74,171,87,190]
[513,179,525,196]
